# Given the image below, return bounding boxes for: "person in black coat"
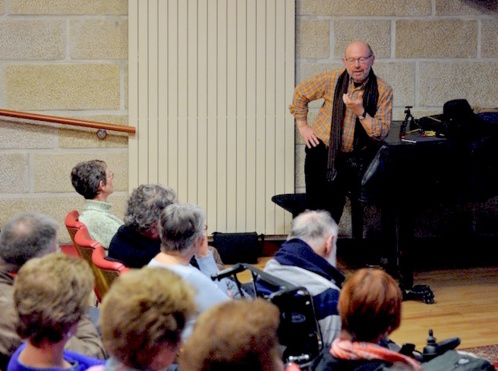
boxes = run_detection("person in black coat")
[108,184,177,268]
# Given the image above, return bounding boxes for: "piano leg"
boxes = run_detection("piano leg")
[381,203,435,304]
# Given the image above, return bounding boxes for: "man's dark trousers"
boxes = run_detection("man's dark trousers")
[304,140,349,224]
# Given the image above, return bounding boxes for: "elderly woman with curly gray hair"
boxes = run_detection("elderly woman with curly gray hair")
[108,184,226,271]
[107,184,178,268]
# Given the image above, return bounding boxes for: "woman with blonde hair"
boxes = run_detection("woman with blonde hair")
[90,267,196,371]
[7,253,104,371]
[179,298,288,371]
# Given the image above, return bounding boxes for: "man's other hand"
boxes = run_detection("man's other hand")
[297,121,320,148]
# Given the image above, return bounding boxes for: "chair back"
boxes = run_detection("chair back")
[64,210,84,257]
[73,225,108,303]
[65,210,83,243]
[92,245,130,298]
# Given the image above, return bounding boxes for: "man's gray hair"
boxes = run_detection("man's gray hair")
[288,210,338,251]
[0,212,59,269]
[159,203,205,254]
[124,184,177,232]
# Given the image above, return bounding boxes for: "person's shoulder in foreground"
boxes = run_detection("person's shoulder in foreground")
[8,344,104,371]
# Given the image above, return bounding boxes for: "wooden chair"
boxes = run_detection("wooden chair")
[92,245,130,299]
[63,210,84,258]
[73,225,109,304]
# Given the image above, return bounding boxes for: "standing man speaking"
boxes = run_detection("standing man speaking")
[289,41,393,224]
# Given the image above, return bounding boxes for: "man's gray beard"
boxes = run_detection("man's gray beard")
[326,243,337,267]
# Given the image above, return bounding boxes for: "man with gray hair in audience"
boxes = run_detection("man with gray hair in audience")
[148,203,230,340]
[264,209,345,347]
[0,212,108,370]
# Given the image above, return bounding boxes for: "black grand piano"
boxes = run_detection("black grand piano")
[273,110,498,303]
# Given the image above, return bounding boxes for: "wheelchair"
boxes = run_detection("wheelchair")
[212,263,323,369]
[212,264,470,370]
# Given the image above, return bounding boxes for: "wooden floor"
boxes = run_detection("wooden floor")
[247,238,498,352]
[390,266,498,350]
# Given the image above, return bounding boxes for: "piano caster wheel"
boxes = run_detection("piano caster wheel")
[402,284,435,304]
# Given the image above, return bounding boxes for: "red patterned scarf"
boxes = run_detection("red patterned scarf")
[330,338,422,371]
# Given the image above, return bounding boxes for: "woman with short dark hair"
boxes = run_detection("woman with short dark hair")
[71,159,123,250]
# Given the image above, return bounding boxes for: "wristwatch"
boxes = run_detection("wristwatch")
[359,110,367,120]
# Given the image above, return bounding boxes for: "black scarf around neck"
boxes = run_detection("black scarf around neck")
[326,69,379,182]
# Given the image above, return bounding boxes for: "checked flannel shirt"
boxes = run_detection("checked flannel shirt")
[289,68,393,152]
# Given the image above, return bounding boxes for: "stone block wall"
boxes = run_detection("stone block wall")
[294,0,498,237]
[0,0,129,244]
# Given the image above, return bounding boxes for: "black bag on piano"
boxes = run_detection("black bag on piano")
[419,99,488,139]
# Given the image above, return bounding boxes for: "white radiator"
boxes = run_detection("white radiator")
[129,0,295,235]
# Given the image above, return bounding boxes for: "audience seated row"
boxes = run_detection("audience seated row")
[0,211,428,371]
[0,158,486,370]
[69,161,240,299]
[96,266,300,371]
[2,207,492,371]
[0,212,301,371]
[70,161,225,271]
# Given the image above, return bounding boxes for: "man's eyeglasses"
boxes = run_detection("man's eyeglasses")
[345,55,372,64]
[106,170,114,179]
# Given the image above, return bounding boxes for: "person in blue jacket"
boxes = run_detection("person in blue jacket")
[264,209,345,346]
